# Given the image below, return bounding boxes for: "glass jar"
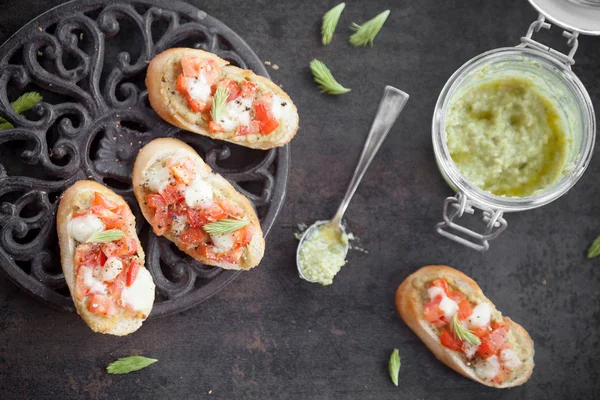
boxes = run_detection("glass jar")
[433,15,597,251]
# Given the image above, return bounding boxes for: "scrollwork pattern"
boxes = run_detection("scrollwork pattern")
[0,0,287,317]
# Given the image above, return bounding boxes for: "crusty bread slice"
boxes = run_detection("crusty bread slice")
[132,138,265,270]
[57,180,155,336]
[395,265,534,388]
[146,48,299,150]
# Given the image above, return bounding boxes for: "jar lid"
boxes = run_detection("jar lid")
[528,0,600,35]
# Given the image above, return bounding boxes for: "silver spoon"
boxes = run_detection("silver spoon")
[297,85,410,283]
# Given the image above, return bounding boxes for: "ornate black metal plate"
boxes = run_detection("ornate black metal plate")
[0,0,288,317]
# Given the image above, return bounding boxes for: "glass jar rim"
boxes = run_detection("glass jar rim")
[432,46,596,212]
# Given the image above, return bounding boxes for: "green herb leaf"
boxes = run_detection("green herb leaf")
[203,218,249,235]
[588,235,600,258]
[0,92,43,129]
[349,10,390,47]
[211,85,229,123]
[450,314,481,346]
[107,356,158,374]
[321,3,345,45]
[388,348,401,386]
[86,229,124,243]
[309,59,351,95]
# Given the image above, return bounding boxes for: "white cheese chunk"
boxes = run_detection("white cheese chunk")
[83,267,106,294]
[210,233,234,253]
[97,257,123,282]
[475,355,500,381]
[70,214,104,242]
[468,303,492,328]
[500,349,522,371]
[219,97,253,131]
[270,94,288,121]
[428,286,445,300]
[462,342,479,359]
[439,296,459,320]
[171,215,188,236]
[186,74,211,102]
[185,177,213,209]
[121,268,154,312]
[143,164,171,192]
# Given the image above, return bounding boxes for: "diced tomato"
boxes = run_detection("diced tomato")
[113,205,129,220]
[199,246,242,265]
[423,296,446,326]
[168,158,196,185]
[430,278,449,295]
[185,93,211,113]
[176,74,187,93]
[158,183,186,205]
[477,325,509,359]
[448,291,473,320]
[240,81,257,98]
[440,330,463,351]
[101,237,137,258]
[74,243,101,267]
[231,226,252,248]
[107,272,126,300]
[147,194,169,235]
[91,207,125,230]
[180,228,208,246]
[126,260,140,287]
[472,326,491,338]
[209,121,225,133]
[235,121,261,136]
[92,192,117,210]
[75,267,89,301]
[214,79,240,102]
[88,293,117,317]
[97,251,107,267]
[254,94,279,134]
[181,56,221,83]
[187,204,226,228]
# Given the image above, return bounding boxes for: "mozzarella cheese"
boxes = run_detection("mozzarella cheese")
[171,215,188,236]
[462,342,479,359]
[468,303,492,328]
[270,94,290,121]
[439,296,459,320]
[70,214,105,242]
[186,74,211,102]
[143,164,171,192]
[428,286,445,300]
[83,268,106,294]
[475,355,500,380]
[121,268,154,312]
[210,233,234,253]
[500,349,522,371]
[185,177,213,208]
[97,257,123,282]
[219,97,253,131]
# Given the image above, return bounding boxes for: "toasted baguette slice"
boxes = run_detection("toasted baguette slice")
[396,265,534,388]
[132,138,265,270]
[146,48,299,150]
[57,180,155,336]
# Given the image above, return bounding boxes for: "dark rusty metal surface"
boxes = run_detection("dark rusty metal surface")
[0,0,288,317]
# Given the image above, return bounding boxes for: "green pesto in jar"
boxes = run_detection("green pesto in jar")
[445,77,569,197]
[298,224,348,286]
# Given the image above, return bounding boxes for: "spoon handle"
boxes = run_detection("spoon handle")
[331,86,409,226]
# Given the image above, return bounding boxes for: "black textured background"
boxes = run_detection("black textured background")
[1,0,599,399]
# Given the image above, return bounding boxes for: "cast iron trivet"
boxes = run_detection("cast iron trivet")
[0,0,288,317]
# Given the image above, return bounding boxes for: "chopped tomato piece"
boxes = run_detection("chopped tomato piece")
[168,157,196,184]
[90,206,125,230]
[180,228,208,246]
[187,204,226,228]
[240,81,257,98]
[159,183,186,205]
[102,237,137,258]
[235,121,261,136]
[430,278,449,295]
[472,326,491,338]
[448,291,473,320]
[231,226,252,248]
[423,296,446,326]
[440,330,463,351]
[218,200,245,218]
[185,93,211,113]
[181,56,221,83]
[92,192,117,210]
[88,293,117,317]
[214,79,240,102]
[147,194,169,235]
[75,267,89,301]
[199,246,242,264]
[97,250,107,267]
[107,272,125,300]
[126,260,140,287]
[209,121,225,133]
[176,74,187,93]
[477,325,509,359]
[254,94,279,134]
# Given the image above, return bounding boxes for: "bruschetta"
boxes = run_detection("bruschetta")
[132,138,265,270]
[395,265,534,388]
[57,181,155,336]
[146,48,299,150]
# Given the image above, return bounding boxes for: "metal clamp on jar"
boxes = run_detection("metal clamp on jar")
[433,0,599,251]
